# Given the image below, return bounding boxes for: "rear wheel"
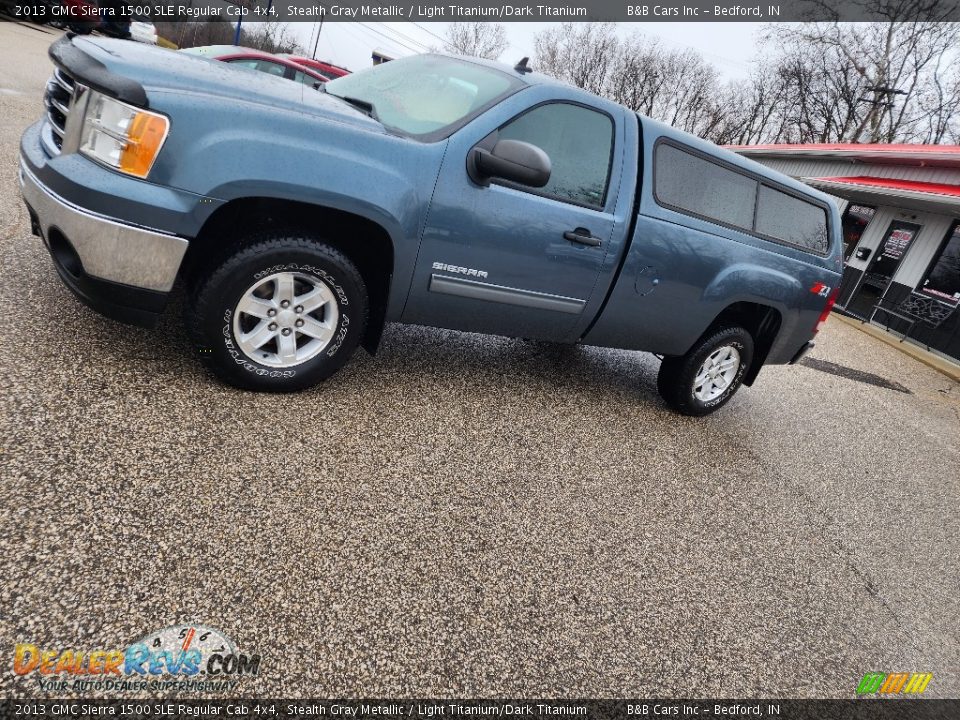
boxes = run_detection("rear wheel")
[657,326,753,416]
[187,233,368,392]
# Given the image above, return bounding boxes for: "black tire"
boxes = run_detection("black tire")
[187,233,368,392]
[656,326,754,416]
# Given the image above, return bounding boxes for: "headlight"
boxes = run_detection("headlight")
[79,91,169,179]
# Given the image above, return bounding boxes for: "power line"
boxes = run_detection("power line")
[341,23,412,60]
[356,22,425,55]
[324,21,443,70]
[356,23,420,54]
[409,22,453,49]
[337,23,385,53]
[339,22,402,57]
[323,25,343,66]
[375,23,436,52]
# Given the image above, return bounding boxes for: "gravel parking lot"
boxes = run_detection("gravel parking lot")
[1,21,958,699]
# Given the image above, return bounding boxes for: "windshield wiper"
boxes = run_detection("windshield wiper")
[328,94,379,120]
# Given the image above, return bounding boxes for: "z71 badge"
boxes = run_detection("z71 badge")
[810,282,832,297]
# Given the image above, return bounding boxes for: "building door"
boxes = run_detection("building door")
[846,220,921,319]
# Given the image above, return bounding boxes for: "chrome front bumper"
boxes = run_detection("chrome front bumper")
[19,157,188,293]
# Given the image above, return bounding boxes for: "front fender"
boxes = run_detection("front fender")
[202,177,409,251]
[149,91,445,234]
[145,89,448,315]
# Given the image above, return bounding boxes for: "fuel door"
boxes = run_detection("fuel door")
[635,266,660,296]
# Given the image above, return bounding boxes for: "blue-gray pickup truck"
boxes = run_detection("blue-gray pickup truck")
[20,35,844,415]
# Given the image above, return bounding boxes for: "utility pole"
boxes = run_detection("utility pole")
[177,0,192,48]
[233,1,242,46]
[312,10,325,59]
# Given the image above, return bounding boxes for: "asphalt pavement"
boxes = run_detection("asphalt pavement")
[0,20,958,699]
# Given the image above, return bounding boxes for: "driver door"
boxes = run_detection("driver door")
[401,94,627,341]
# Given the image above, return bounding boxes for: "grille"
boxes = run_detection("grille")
[43,68,76,153]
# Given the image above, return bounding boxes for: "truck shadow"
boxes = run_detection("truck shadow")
[68,284,670,413]
[357,322,665,405]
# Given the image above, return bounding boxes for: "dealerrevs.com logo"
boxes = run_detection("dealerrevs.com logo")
[13,625,261,693]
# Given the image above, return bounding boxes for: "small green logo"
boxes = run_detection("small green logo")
[857,672,932,695]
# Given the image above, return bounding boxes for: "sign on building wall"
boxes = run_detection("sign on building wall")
[880,227,916,261]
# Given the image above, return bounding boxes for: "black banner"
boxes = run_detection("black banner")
[3,0,960,23]
[1,701,959,720]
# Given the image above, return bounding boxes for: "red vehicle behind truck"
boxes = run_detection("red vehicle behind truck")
[278,55,351,80]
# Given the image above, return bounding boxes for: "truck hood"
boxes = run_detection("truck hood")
[56,36,385,134]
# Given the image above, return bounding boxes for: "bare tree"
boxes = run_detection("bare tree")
[530,8,960,147]
[918,60,960,143]
[164,4,960,147]
[764,40,873,143]
[769,2,958,142]
[538,26,728,139]
[154,18,235,50]
[605,34,666,116]
[157,17,305,55]
[442,22,509,60]
[658,48,724,136]
[713,66,792,146]
[534,23,620,97]
[245,22,305,54]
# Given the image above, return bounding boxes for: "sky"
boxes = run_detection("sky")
[288,22,765,80]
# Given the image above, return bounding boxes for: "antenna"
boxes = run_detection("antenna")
[514,57,532,74]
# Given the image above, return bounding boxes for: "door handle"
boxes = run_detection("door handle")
[563,228,602,247]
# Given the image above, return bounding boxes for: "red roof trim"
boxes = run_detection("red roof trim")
[810,175,960,197]
[728,143,960,154]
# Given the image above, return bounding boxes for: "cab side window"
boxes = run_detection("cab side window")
[654,143,757,231]
[497,103,614,208]
[755,184,829,253]
[654,141,831,255]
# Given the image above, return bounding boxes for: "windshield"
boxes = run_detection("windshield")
[325,55,522,138]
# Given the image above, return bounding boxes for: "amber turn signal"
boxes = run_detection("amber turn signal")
[120,112,169,178]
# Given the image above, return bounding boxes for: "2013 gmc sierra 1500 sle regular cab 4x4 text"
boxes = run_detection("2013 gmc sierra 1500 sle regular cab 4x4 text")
[19,36,843,415]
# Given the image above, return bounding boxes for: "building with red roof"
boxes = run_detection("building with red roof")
[729,143,960,364]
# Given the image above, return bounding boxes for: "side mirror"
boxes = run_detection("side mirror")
[472,139,551,188]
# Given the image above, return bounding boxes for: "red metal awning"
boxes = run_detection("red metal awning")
[729,143,960,168]
[729,142,960,155]
[806,175,960,198]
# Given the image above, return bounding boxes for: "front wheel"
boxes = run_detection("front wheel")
[656,326,754,416]
[187,233,368,392]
